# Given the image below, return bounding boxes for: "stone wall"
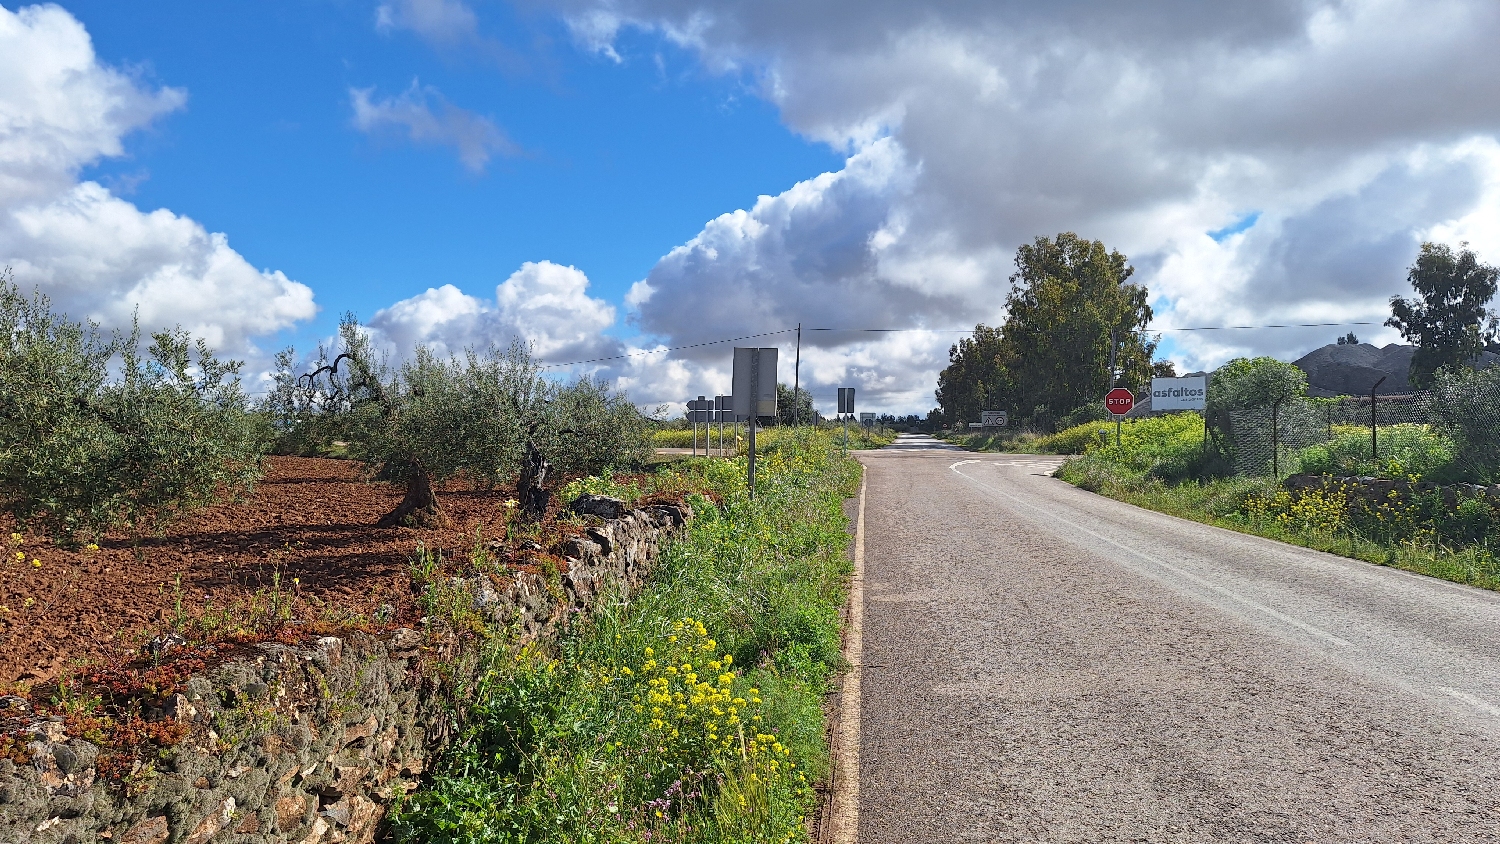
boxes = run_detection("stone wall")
[0,500,691,844]
[1283,473,1500,509]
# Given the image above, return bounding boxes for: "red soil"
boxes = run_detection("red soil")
[0,456,527,686]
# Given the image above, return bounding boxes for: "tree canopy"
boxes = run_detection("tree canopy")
[935,233,1162,428]
[269,316,649,527]
[0,273,264,542]
[1386,242,1498,386]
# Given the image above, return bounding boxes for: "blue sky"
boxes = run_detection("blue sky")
[5,1,1500,414]
[62,0,840,356]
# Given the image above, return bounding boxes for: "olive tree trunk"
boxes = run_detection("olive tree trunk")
[377,463,447,528]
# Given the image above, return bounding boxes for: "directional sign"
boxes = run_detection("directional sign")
[1105,388,1135,416]
[687,396,714,423]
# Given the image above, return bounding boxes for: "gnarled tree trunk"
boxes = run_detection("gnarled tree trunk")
[518,441,551,521]
[377,463,447,528]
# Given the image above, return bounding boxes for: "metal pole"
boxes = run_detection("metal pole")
[1370,376,1386,461]
[793,323,801,427]
[1272,398,1281,479]
[748,351,759,500]
[1107,329,1119,392]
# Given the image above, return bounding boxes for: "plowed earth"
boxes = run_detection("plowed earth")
[0,456,532,685]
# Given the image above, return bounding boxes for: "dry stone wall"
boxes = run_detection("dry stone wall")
[1283,473,1500,509]
[0,500,691,844]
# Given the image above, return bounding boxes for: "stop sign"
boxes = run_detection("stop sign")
[1105,388,1135,415]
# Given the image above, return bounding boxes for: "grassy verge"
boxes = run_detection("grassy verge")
[1058,456,1500,592]
[653,426,897,451]
[941,419,1117,456]
[391,428,860,843]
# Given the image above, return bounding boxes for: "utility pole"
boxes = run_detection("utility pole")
[1107,329,1119,391]
[793,323,802,427]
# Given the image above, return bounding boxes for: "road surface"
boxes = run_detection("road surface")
[853,434,1500,843]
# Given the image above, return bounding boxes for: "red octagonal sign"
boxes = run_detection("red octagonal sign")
[1105,388,1135,415]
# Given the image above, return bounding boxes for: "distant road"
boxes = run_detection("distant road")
[854,434,1500,843]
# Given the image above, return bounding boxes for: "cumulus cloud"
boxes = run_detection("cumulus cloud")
[0,4,316,357]
[367,260,623,363]
[533,0,1500,411]
[351,80,518,173]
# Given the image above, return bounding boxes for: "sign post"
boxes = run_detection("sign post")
[837,387,856,453]
[1105,388,1134,446]
[687,397,714,456]
[715,395,731,457]
[733,348,779,499]
[980,410,1008,428]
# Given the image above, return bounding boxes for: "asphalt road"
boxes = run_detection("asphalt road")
[854,434,1500,843]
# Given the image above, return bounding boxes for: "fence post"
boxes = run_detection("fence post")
[1271,398,1281,479]
[1370,376,1386,461]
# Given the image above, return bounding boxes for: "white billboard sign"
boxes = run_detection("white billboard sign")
[1150,376,1207,411]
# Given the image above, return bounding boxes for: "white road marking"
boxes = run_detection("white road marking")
[948,461,1358,651]
[829,471,867,844]
[1440,687,1500,718]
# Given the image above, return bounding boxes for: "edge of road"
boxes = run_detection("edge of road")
[824,466,867,844]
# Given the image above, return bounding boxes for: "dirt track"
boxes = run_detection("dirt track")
[854,435,1500,843]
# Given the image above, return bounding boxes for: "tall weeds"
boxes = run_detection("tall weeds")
[391,429,859,843]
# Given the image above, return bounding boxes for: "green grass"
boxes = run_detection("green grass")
[391,428,860,844]
[1058,447,1500,593]
[1293,423,1458,480]
[944,414,1210,466]
[653,425,896,452]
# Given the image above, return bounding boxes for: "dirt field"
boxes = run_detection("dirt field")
[0,456,530,685]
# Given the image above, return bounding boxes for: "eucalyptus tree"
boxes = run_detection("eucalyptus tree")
[1387,242,1499,387]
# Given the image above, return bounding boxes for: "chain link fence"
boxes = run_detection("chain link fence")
[1225,394,1428,477]
[1224,380,1500,482]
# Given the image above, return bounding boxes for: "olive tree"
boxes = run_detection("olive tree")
[0,273,265,542]
[272,316,650,527]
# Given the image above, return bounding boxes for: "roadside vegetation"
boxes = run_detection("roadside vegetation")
[391,428,860,843]
[653,423,896,451]
[1051,367,1500,590]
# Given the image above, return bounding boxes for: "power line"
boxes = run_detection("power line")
[535,328,795,369]
[256,320,1383,384]
[806,321,1382,334]
[1155,321,1381,331]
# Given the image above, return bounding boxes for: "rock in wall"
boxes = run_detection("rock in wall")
[0,501,691,844]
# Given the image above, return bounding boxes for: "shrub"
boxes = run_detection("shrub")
[1429,366,1500,482]
[1038,421,1109,455]
[1293,423,1457,480]
[0,275,264,542]
[1074,413,1211,482]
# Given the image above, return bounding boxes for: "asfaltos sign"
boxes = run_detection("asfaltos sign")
[1150,376,1207,411]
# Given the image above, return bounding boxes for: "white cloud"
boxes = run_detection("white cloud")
[533,0,1500,412]
[367,260,622,363]
[0,3,316,358]
[376,0,479,44]
[351,80,517,173]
